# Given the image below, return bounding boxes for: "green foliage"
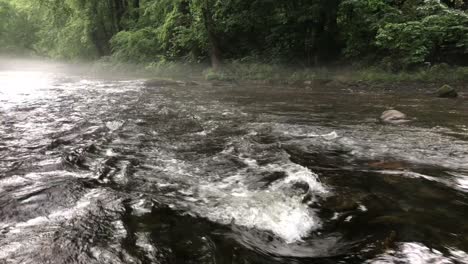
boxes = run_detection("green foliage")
[199,61,468,84]
[1,0,468,71]
[202,61,336,83]
[111,29,161,62]
[32,0,119,59]
[110,0,207,62]
[338,0,400,58]
[0,0,38,54]
[352,64,468,82]
[376,0,468,68]
[338,0,468,68]
[109,0,342,65]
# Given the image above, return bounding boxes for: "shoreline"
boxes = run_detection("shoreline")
[90,59,468,90]
[1,56,467,92]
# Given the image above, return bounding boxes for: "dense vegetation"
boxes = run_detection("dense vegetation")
[1,0,467,71]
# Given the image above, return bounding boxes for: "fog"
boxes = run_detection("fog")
[0,56,149,80]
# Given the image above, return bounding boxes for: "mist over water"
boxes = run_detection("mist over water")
[0,58,468,263]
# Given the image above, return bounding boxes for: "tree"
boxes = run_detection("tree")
[2,0,467,68]
[0,0,38,54]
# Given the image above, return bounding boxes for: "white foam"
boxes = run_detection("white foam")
[0,175,29,187]
[367,243,467,264]
[321,131,338,140]
[0,242,22,259]
[241,157,259,167]
[269,163,327,194]
[358,204,368,212]
[190,162,327,244]
[135,232,158,262]
[199,188,320,243]
[196,130,208,136]
[106,148,118,156]
[105,121,124,132]
[448,172,468,192]
[149,132,328,244]
[457,177,468,191]
[448,248,468,263]
[331,212,341,220]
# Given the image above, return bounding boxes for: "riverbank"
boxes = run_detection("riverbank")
[2,56,467,91]
[91,58,468,90]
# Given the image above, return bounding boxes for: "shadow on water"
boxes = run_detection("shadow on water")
[1,60,468,263]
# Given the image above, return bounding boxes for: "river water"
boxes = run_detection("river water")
[1,60,468,263]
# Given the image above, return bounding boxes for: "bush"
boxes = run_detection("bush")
[0,0,38,54]
[110,29,162,62]
[376,0,468,68]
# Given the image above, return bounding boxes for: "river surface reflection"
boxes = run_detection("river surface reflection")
[0,60,467,263]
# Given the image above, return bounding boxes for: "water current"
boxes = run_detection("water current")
[1,59,468,263]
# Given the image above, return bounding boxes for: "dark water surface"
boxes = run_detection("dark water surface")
[1,60,468,263]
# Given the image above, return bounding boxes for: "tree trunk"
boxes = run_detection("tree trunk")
[133,0,140,20]
[201,4,222,70]
[113,0,126,31]
[208,30,222,70]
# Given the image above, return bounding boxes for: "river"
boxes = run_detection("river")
[1,59,468,263]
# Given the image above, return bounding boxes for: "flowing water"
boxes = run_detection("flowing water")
[1,59,468,264]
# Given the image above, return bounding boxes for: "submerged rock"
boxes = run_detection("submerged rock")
[291,181,310,195]
[62,150,86,168]
[280,181,311,198]
[62,144,97,169]
[380,110,410,124]
[322,195,359,212]
[95,157,118,180]
[46,138,71,150]
[437,84,458,98]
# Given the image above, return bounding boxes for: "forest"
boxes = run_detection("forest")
[1,0,468,72]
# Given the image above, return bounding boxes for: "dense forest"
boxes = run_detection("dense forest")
[1,0,467,70]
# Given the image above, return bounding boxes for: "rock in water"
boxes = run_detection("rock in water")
[380,110,410,124]
[437,84,458,98]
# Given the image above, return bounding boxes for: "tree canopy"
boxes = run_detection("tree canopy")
[1,0,467,69]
